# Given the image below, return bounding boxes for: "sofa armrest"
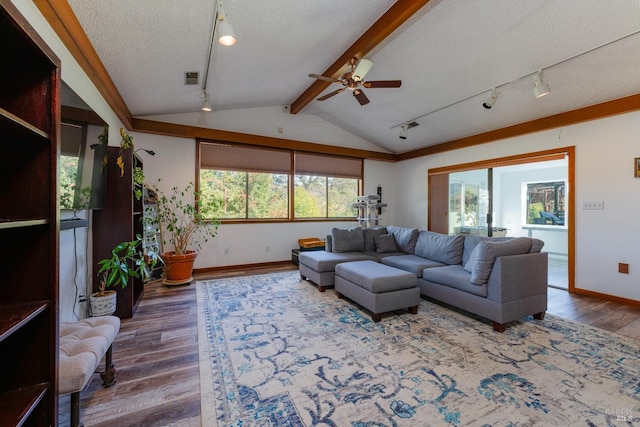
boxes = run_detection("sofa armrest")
[486,252,548,303]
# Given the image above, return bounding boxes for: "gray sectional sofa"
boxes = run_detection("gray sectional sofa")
[298,226,548,332]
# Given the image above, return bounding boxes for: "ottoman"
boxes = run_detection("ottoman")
[335,260,420,322]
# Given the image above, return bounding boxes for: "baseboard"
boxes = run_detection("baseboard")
[193,260,294,275]
[572,287,640,308]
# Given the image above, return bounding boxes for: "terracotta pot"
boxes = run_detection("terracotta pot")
[161,250,197,285]
[89,290,117,317]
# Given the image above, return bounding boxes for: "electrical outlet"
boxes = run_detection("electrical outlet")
[582,201,604,210]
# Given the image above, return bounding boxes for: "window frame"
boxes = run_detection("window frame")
[196,139,363,223]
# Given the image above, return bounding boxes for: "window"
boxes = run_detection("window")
[523,180,566,226]
[199,142,290,219]
[294,153,361,219]
[198,141,362,221]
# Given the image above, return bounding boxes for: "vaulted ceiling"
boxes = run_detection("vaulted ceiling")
[38,0,640,158]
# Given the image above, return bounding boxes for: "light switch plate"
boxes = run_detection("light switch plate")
[582,201,604,210]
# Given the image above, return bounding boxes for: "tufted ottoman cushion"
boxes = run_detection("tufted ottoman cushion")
[59,316,120,394]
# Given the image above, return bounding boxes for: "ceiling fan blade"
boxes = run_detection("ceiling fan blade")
[317,88,345,101]
[363,80,402,88]
[353,89,370,105]
[308,74,342,83]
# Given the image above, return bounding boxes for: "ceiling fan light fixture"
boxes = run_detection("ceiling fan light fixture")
[532,71,550,98]
[201,91,212,112]
[216,4,236,46]
[353,58,374,82]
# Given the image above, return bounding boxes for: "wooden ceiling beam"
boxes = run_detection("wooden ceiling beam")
[289,0,432,115]
[34,0,134,129]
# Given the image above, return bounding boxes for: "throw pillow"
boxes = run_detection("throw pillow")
[363,227,387,252]
[375,234,398,253]
[386,226,419,254]
[331,227,364,253]
[469,237,533,285]
[414,230,465,265]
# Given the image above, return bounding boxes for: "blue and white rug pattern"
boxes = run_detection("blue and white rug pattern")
[196,272,639,426]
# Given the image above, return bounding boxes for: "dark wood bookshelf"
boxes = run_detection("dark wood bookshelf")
[0,1,60,425]
[93,146,145,318]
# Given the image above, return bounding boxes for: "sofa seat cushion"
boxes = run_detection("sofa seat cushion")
[415,231,464,265]
[422,265,488,297]
[335,260,416,293]
[299,251,376,272]
[381,254,446,277]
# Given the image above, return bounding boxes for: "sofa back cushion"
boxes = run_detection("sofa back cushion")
[363,227,387,252]
[466,237,533,285]
[414,231,464,265]
[375,234,398,253]
[331,227,364,252]
[461,235,513,265]
[386,226,419,254]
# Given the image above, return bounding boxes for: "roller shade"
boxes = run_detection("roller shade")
[200,141,290,173]
[295,152,362,178]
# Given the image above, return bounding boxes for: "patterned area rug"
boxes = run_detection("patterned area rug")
[196,272,639,426]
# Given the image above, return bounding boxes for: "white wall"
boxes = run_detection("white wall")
[134,132,396,269]
[394,113,640,301]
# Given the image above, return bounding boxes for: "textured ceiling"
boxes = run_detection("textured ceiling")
[67,0,640,154]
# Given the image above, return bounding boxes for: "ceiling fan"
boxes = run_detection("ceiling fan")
[309,57,402,105]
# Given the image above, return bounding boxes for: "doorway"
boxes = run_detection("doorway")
[428,147,574,291]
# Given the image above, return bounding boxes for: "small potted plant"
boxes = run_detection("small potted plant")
[144,180,220,285]
[90,235,162,316]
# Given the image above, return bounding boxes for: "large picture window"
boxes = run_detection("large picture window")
[197,141,362,221]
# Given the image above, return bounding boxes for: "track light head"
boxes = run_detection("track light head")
[482,88,501,109]
[532,71,550,98]
[201,91,212,112]
[216,4,236,46]
[399,124,408,140]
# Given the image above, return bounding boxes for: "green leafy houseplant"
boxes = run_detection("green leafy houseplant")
[145,181,220,255]
[95,235,162,296]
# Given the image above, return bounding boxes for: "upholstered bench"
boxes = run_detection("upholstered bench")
[59,316,120,427]
[334,260,420,322]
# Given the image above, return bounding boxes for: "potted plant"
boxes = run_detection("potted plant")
[90,235,162,316]
[145,180,220,285]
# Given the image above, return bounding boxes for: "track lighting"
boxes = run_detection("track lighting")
[482,88,501,109]
[201,91,212,112]
[399,124,408,140]
[532,71,550,98]
[216,3,236,46]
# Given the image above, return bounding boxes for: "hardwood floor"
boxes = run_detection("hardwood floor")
[58,264,640,426]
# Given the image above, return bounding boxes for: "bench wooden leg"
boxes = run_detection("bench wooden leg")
[70,391,83,427]
[100,344,117,387]
[408,306,418,315]
[492,322,506,333]
[371,313,382,322]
